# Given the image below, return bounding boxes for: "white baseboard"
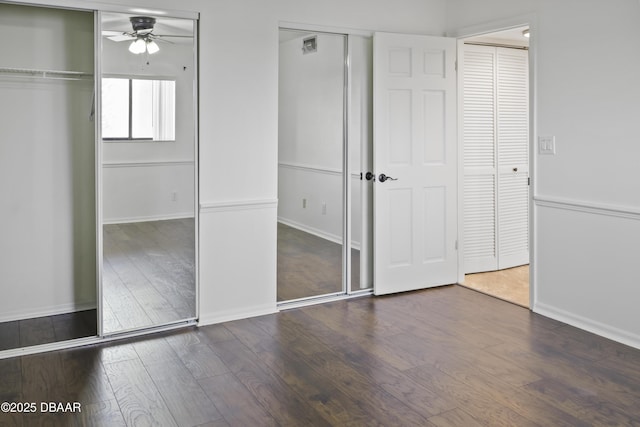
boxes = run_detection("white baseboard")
[197,304,278,326]
[534,302,640,350]
[0,301,97,323]
[103,213,195,225]
[278,217,342,245]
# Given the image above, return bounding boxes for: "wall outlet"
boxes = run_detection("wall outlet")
[322,203,327,215]
[171,191,178,201]
[303,198,307,208]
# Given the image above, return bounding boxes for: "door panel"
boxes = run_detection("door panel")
[373,33,458,295]
[463,44,529,274]
[463,45,497,273]
[496,48,529,270]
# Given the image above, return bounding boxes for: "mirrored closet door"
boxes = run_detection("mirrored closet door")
[0,3,97,351]
[99,12,198,334]
[277,30,373,303]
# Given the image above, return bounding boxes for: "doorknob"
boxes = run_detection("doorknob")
[513,167,518,172]
[378,173,398,183]
[365,172,375,181]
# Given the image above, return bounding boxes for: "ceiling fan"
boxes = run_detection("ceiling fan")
[103,16,191,55]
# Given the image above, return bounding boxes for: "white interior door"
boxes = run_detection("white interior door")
[462,45,498,273]
[462,44,529,274]
[373,32,458,295]
[496,47,529,269]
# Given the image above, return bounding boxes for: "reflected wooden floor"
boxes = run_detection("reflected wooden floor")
[103,219,196,333]
[0,310,96,351]
[277,223,360,302]
[4,285,640,426]
[463,265,529,307]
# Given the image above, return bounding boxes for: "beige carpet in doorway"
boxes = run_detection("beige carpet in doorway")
[461,265,529,308]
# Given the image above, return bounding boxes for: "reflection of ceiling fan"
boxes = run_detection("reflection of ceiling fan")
[103,16,191,55]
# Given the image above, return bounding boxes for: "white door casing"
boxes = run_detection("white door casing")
[373,32,458,295]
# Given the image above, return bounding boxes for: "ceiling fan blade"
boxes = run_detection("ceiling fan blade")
[107,34,136,42]
[153,34,194,38]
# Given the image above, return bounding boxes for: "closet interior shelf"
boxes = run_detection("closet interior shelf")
[0,67,93,81]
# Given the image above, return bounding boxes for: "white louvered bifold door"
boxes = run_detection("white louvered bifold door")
[463,45,529,274]
[496,47,529,269]
[463,45,497,273]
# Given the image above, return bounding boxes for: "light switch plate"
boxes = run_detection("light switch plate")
[538,136,556,155]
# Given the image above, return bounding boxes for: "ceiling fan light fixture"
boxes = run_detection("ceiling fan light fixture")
[130,16,156,32]
[146,40,160,54]
[129,38,147,54]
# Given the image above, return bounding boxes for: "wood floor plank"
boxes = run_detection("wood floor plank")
[0,358,22,402]
[198,373,279,427]
[277,223,343,301]
[298,348,436,426]
[0,321,20,351]
[254,308,459,420]
[59,347,116,405]
[253,341,373,426]
[428,408,485,427]
[71,399,126,427]
[405,364,540,427]
[249,314,424,425]
[210,338,334,426]
[19,317,56,347]
[483,340,640,424]
[52,310,97,342]
[103,358,178,427]
[164,330,230,379]
[103,219,196,334]
[423,351,591,426]
[143,359,224,426]
[21,353,70,403]
[251,308,452,423]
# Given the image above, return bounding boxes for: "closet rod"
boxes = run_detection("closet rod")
[0,67,93,81]
[464,41,528,50]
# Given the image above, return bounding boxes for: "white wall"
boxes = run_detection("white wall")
[0,4,96,321]
[6,0,447,328]
[101,31,195,223]
[278,33,346,243]
[447,0,640,348]
[9,0,640,351]
[277,33,373,250]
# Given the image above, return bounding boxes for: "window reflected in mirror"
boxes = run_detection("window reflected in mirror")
[102,77,175,141]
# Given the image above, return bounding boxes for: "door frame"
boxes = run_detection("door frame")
[450,14,538,309]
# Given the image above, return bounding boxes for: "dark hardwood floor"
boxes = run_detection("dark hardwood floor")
[0,310,96,351]
[2,285,640,426]
[103,219,196,333]
[277,223,361,301]
[0,218,195,350]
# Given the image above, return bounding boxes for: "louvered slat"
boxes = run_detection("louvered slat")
[497,49,529,167]
[463,47,495,170]
[464,174,496,266]
[498,174,529,259]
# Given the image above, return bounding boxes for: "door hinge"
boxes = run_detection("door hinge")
[455,239,458,250]
[528,177,530,186]
[455,60,458,71]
